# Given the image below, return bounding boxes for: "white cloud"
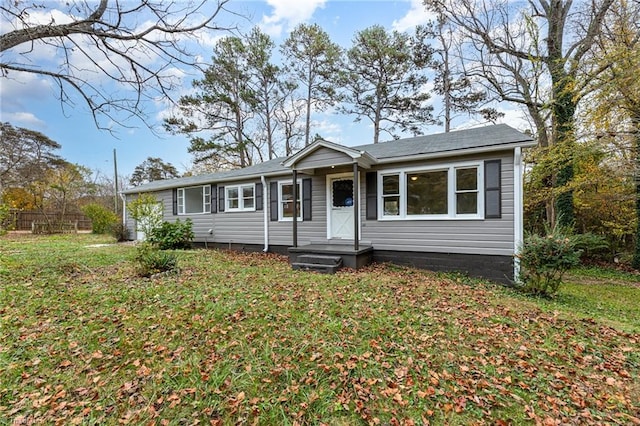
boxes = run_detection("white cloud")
[259,0,326,37]
[0,73,53,109]
[392,0,438,32]
[495,106,531,131]
[458,104,531,132]
[312,118,342,142]
[2,112,46,128]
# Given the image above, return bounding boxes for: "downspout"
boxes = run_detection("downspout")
[119,192,128,239]
[292,169,298,248]
[261,175,269,252]
[119,193,126,224]
[513,147,523,282]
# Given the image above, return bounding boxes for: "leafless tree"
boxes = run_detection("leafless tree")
[425,0,614,226]
[0,0,232,131]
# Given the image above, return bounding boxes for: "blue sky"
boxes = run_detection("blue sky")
[0,0,527,181]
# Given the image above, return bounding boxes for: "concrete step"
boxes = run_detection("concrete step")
[296,254,343,266]
[292,262,341,274]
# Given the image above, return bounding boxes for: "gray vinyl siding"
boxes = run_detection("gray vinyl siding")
[125,149,518,255]
[295,147,353,170]
[212,180,264,245]
[360,151,515,256]
[125,188,214,242]
[124,194,137,237]
[211,211,264,244]
[153,189,216,242]
[267,175,327,246]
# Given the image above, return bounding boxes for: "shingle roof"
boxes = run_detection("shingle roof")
[122,124,534,194]
[354,124,534,160]
[122,157,289,194]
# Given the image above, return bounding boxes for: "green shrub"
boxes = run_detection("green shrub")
[147,218,194,250]
[517,223,582,296]
[134,243,178,277]
[572,232,610,262]
[81,203,118,234]
[0,204,10,235]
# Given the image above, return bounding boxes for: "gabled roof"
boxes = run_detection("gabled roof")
[122,124,534,194]
[282,138,377,169]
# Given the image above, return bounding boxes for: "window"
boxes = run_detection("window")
[379,163,482,220]
[455,167,478,215]
[225,184,255,212]
[382,174,400,216]
[332,179,354,207]
[177,185,211,214]
[279,181,302,220]
[407,170,448,215]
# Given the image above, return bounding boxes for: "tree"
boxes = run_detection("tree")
[127,193,163,240]
[30,163,95,228]
[244,28,288,161]
[426,16,501,132]
[583,0,640,267]
[275,87,305,156]
[167,29,298,169]
[130,157,180,187]
[281,24,343,146]
[0,0,231,129]
[0,122,65,195]
[166,35,255,168]
[340,25,435,143]
[426,0,615,227]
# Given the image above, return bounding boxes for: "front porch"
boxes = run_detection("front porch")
[289,243,374,273]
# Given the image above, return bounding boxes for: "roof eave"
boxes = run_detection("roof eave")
[375,140,536,164]
[121,169,292,194]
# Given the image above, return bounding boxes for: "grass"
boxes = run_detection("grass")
[1,233,638,425]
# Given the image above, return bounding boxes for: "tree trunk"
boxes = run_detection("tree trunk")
[546,1,576,228]
[550,74,576,228]
[632,121,640,269]
[442,36,451,133]
[305,69,313,146]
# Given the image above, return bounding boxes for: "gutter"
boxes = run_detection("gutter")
[261,175,269,252]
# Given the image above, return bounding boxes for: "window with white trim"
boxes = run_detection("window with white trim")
[379,162,483,220]
[225,184,255,212]
[455,167,479,215]
[177,185,211,214]
[279,181,302,221]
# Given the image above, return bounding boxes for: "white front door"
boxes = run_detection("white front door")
[329,176,355,239]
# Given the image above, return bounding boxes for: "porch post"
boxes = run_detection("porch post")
[292,168,298,248]
[352,162,359,251]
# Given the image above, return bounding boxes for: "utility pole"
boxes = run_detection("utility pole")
[113,149,119,214]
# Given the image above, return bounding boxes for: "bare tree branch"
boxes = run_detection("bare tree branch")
[0,0,234,133]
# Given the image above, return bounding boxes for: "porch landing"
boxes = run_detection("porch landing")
[289,243,373,272]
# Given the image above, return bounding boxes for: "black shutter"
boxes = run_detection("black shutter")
[270,182,278,221]
[302,178,312,221]
[210,185,217,213]
[365,172,377,220]
[218,186,225,212]
[172,188,178,215]
[255,182,263,211]
[485,160,502,218]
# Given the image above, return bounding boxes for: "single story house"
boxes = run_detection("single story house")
[122,124,535,283]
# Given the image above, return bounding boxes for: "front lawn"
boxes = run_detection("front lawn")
[1,234,638,425]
